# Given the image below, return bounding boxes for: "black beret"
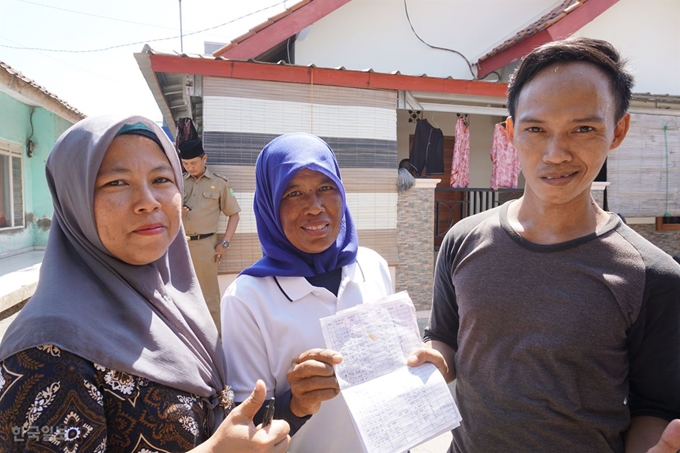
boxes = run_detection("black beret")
[178,138,205,159]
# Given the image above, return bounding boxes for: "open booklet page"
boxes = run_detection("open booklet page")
[320,291,461,453]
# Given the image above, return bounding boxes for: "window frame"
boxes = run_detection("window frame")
[0,139,25,230]
[655,216,680,231]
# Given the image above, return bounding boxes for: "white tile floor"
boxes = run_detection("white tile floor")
[0,251,43,300]
[0,250,43,275]
[0,250,44,340]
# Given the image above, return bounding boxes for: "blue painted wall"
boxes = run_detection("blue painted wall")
[0,92,74,257]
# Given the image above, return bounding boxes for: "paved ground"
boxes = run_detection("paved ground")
[411,430,452,452]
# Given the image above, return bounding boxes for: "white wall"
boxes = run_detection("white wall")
[295,0,559,80]
[575,0,680,96]
[296,0,679,96]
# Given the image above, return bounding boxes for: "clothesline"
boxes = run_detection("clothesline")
[408,117,520,189]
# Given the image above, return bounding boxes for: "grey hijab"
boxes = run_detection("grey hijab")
[0,115,229,429]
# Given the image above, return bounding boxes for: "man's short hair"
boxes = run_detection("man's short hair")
[507,37,634,123]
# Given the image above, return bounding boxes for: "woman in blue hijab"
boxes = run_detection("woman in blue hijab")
[221,133,394,452]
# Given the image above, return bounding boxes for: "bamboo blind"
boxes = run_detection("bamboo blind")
[608,113,680,217]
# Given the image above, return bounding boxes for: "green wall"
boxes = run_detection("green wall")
[0,92,74,256]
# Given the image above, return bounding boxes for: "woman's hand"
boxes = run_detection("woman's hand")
[287,348,343,417]
[625,417,680,453]
[198,380,290,453]
[646,419,680,452]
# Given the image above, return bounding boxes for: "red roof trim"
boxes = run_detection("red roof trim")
[214,0,351,60]
[148,54,508,98]
[477,0,620,78]
[549,0,619,38]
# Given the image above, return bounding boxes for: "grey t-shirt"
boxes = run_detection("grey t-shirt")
[425,202,680,452]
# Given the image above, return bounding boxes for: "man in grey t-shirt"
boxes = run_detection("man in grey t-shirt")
[411,37,680,452]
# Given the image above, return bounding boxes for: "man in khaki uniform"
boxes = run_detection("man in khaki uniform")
[178,138,240,331]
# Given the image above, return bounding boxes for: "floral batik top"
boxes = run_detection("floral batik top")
[0,345,210,452]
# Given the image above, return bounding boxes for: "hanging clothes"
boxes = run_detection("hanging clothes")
[450,116,470,188]
[490,122,521,190]
[175,117,199,174]
[409,118,444,176]
[175,117,198,149]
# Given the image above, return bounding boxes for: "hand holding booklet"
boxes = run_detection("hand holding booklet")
[320,291,461,453]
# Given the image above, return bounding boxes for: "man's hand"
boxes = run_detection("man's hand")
[214,243,227,263]
[407,340,456,383]
[198,380,290,453]
[286,348,343,417]
[407,346,449,378]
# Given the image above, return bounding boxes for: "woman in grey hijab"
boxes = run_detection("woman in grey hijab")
[0,115,290,452]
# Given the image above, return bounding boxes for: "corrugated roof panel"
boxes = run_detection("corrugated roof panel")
[0,60,86,118]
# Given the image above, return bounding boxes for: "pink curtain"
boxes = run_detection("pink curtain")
[490,123,520,190]
[450,117,470,188]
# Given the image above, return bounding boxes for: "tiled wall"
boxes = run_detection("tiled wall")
[396,182,436,311]
[202,77,399,274]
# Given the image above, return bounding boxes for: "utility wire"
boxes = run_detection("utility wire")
[1,0,287,53]
[663,123,670,217]
[403,0,500,82]
[17,0,177,30]
[0,34,126,85]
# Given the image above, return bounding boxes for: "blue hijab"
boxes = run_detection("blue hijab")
[242,133,358,277]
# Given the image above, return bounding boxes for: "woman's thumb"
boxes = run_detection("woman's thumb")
[233,379,267,421]
[646,419,680,453]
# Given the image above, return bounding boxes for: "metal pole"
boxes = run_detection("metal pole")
[179,0,184,52]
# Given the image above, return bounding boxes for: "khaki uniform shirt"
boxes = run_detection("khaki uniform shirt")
[182,168,241,235]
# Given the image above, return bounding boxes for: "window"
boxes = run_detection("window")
[0,140,24,229]
[656,216,680,231]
